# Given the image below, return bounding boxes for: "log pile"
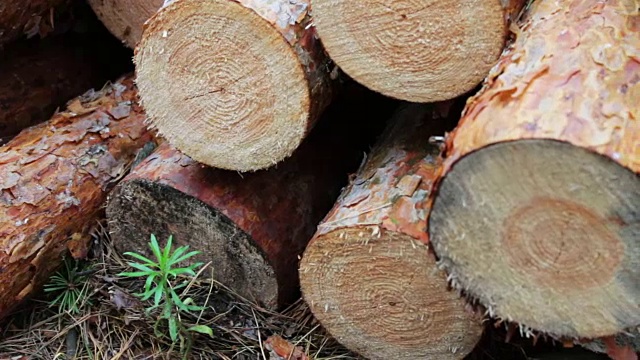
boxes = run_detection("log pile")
[105,86,395,309]
[0,0,637,359]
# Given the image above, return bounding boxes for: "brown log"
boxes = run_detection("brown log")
[299,103,484,360]
[0,36,118,139]
[134,0,336,172]
[105,89,394,309]
[0,0,69,46]
[0,75,155,321]
[428,0,640,339]
[309,0,526,102]
[87,0,163,48]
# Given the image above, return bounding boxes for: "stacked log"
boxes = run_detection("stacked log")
[87,0,163,48]
[308,0,526,102]
[299,102,484,360]
[105,87,394,309]
[0,36,117,139]
[0,0,69,46]
[133,0,336,172]
[0,75,155,321]
[427,0,639,341]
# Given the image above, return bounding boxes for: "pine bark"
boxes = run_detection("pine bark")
[134,0,336,171]
[105,89,391,309]
[87,0,163,48]
[309,0,526,102]
[0,36,112,139]
[299,102,484,360]
[428,0,639,339]
[0,0,69,46]
[0,75,155,321]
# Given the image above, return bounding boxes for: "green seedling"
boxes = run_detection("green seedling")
[118,234,213,357]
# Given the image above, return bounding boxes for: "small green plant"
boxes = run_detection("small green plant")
[44,258,93,315]
[118,234,213,355]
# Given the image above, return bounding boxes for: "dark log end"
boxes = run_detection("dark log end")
[106,179,279,309]
[430,139,640,338]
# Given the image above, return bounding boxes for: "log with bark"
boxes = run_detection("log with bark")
[0,75,155,321]
[105,88,394,309]
[0,36,118,139]
[134,0,335,172]
[308,0,526,102]
[0,0,69,46]
[427,0,639,340]
[299,102,484,360]
[87,0,163,48]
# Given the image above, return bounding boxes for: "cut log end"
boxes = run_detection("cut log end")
[311,0,509,102]
[106,179,279,308]
[87,0,163,48]
[300,227,484,360]
[134,0,312,171]
[429,139,640,339]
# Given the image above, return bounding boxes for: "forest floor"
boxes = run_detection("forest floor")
[0,219,607,360]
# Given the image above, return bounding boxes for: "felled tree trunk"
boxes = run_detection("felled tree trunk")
[0,0,69,46]
[299,103,484,360]
[309,0,526,102]
[87,0,163,48]
[134,0,335,172]
[428,0,639,340]
[0,75,155,321]
[0,36,112,139]
[104,87,392,309]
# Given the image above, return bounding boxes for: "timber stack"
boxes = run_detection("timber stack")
[0,0,637,359]
[105,87,395,310]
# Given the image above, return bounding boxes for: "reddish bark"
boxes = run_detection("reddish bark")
[428,0,640,339]
[105,87,391,308]
[0,75,155,321]
[299,102,483,360]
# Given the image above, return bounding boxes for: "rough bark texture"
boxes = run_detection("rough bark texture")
[309,0,526,102]
[87,0,163,48]
[105,88,394,309]
[299,102,484,360]
[134,0,336,171]
[428,0,639,340]
[0,0,69,46]
[0,36,111,139]
[0,75,155,321]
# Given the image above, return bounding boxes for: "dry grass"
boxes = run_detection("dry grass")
[0,219,608,360]
[0,220,360,360]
